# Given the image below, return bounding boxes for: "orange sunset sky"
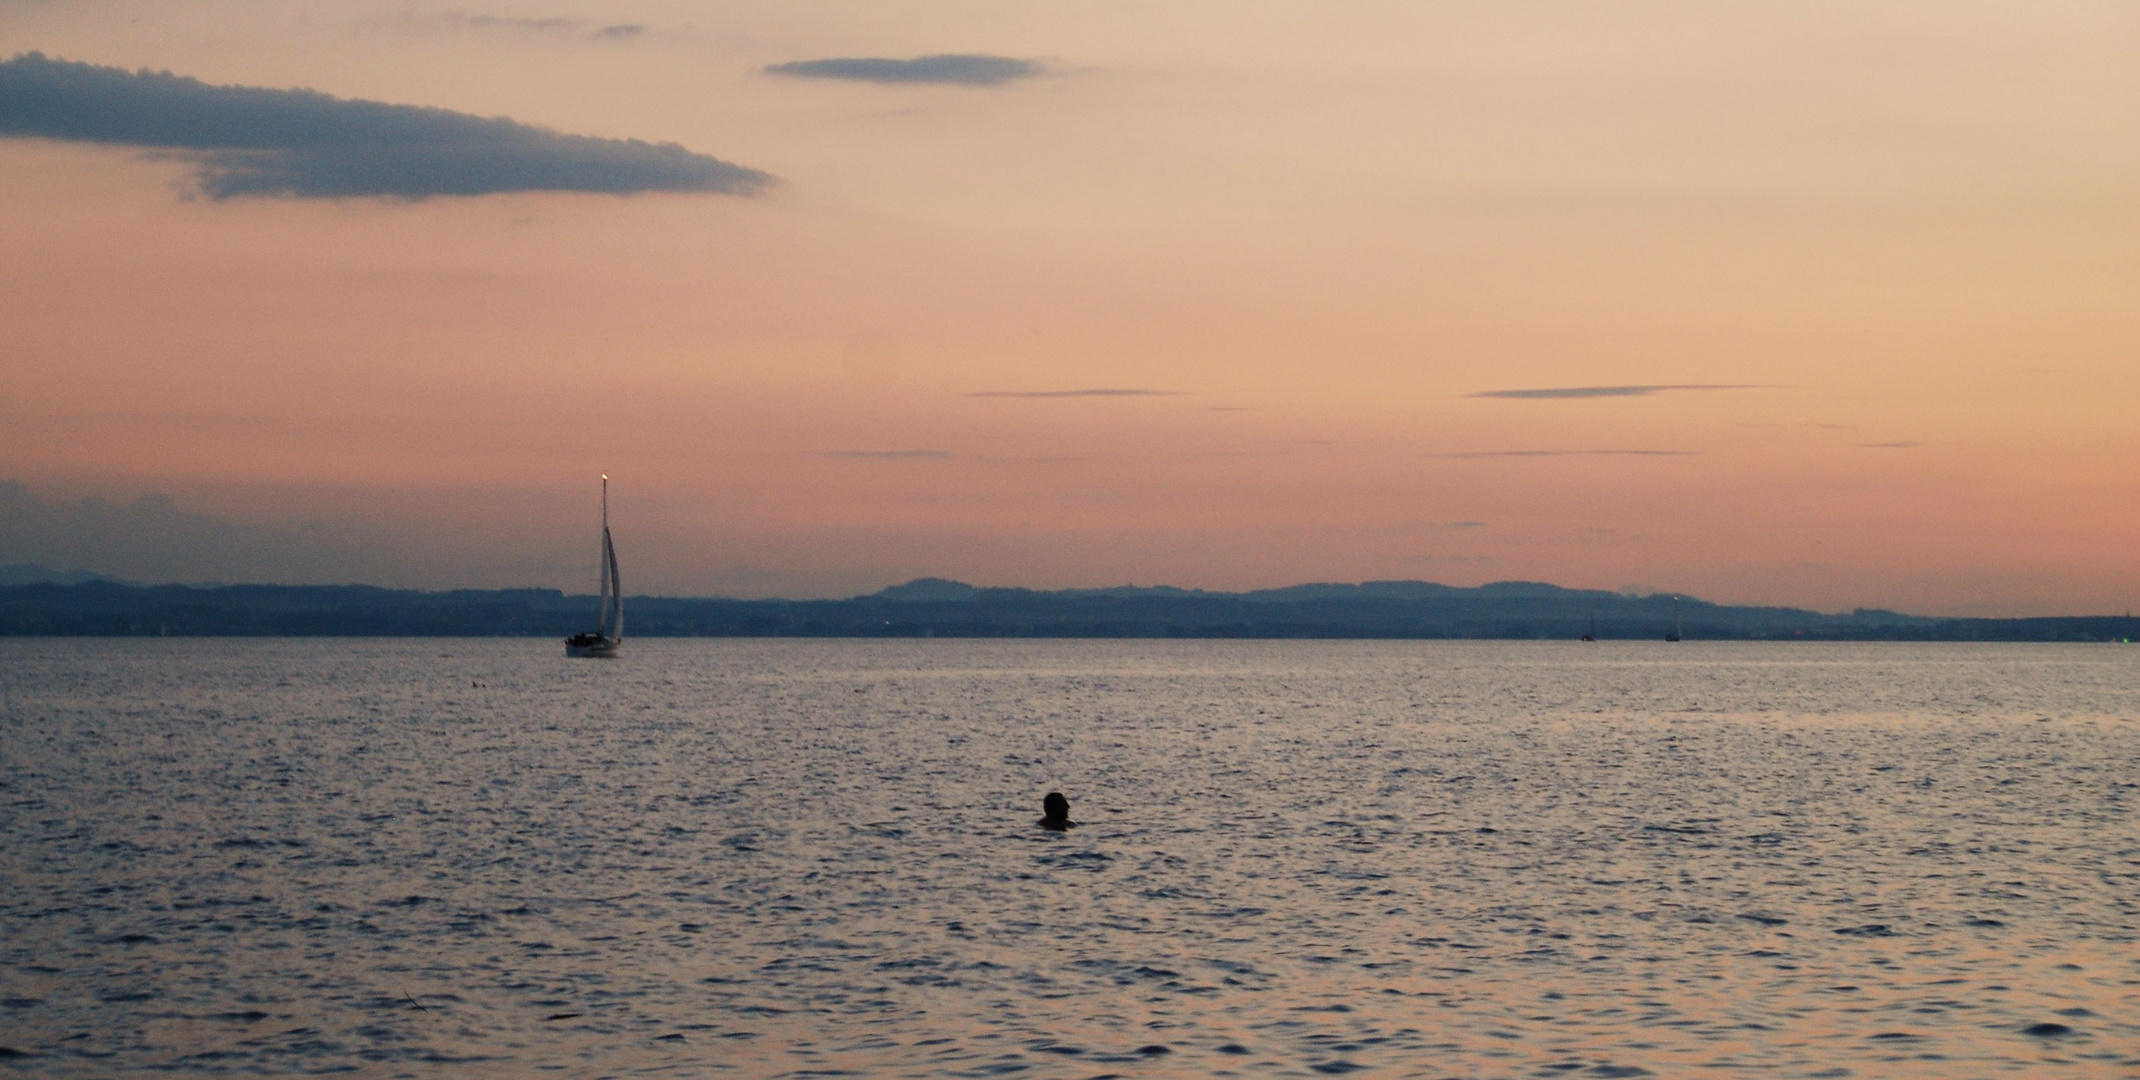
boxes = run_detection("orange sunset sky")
[2,1,2134,615]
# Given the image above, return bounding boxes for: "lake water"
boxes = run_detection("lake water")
[2,640,2136,1078]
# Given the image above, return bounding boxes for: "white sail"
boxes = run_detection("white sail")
[566,475,623,657]
[601,525,623,641]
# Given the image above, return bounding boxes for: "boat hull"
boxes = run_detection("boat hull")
[565,636,620,658]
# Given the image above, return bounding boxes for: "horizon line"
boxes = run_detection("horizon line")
[11,570,2135,622]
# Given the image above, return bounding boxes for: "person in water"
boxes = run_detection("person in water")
[1038,792,1077,830]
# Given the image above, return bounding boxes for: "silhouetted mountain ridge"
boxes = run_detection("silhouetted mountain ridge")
[0,562,134,587]
[1,576,2133,641]
[869,578,1611,603]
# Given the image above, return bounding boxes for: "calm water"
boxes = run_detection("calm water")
[2,640,2136,1078]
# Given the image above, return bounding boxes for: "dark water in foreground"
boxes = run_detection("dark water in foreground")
[2,640,2136,1078]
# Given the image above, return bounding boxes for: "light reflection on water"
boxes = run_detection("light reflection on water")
[1,639,2136,1078]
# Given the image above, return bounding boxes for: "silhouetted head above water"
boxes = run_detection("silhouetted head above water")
[1039,792,1076,830]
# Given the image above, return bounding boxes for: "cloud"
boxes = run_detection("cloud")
[1854,441,1918,448]
[437,14,580,32]
[828,450,953,459]
[0,480,401,585]
[1431,449,1695,458]
[766,54,1044,86]
[1467,384,1766,399]
[1445,520,1487,528]
[967,388,1186,399]
[0,52,772,199]
[417,13,648,41]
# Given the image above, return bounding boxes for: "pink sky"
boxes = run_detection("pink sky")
[2,2,2135,615]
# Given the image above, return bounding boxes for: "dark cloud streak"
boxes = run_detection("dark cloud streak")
[419,14,648,41]
[1431,450,1695,458]
[1468,384,1766,399]
[439,14,579,32]
[767,54,1043,85]
[968,389,1185,399]
[0,52,772,199]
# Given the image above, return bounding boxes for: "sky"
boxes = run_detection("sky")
[1,1,2135,615]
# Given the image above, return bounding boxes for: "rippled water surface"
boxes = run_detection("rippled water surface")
[3,640,2137,1078]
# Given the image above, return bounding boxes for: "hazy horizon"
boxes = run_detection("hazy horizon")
[8,480,2134,621]
[5,2,2135,619]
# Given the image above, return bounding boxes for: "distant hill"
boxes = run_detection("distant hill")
[1,577,2133,641]
[872,577,983,602]
[0,562,130,587]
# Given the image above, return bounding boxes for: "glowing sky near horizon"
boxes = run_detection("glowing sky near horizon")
[2,1,2135,615]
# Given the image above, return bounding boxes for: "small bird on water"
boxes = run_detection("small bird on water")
[1038,792,1077,830]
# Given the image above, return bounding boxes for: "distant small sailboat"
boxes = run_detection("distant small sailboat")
[565,475,622,658]
[1666,596,1682,642]
[1581,612,1596,642]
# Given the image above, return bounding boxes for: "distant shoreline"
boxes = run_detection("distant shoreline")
[3,579,2133,642]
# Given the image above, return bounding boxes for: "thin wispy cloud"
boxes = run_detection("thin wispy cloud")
[970,453,1093,465]
[1467,384,1766,399]
[0,52,772,199]
[766,55,1044,86]
[967,389,1185,399]
[1431,449,1695,459]
[828,450,953,459]
[1445,520,1487,528]
[436,14,576,32]
[418,13,647,40]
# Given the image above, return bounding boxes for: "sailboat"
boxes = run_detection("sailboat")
[1665,596,1682,642]
[564,475,623,658]
[1581,612,1597,642]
